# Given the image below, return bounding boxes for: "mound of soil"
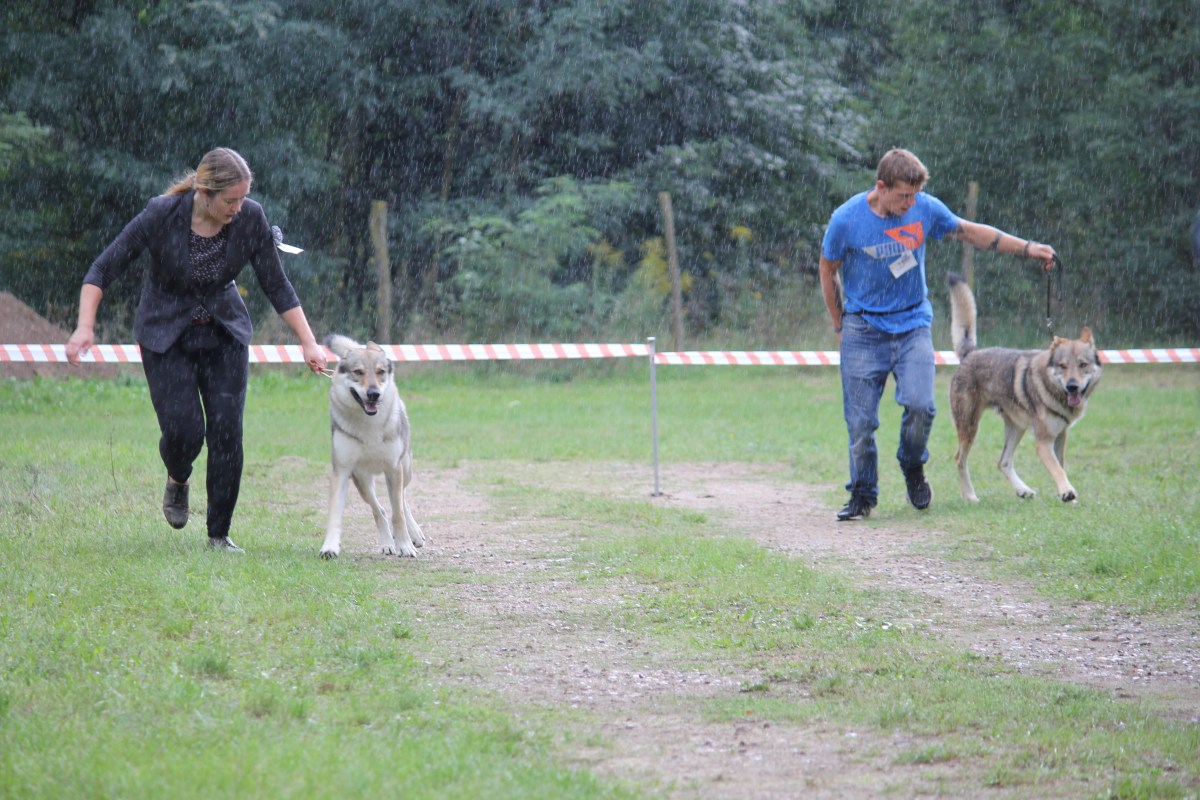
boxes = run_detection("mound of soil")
[0,291,122,379]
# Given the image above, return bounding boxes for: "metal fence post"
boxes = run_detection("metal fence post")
[648,336,661,496]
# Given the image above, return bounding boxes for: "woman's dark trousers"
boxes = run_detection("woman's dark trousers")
[142,325,248,539]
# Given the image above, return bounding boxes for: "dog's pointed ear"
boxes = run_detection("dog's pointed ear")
[366,341,383,353]
[1080,326,1093,344]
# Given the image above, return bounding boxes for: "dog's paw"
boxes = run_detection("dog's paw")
[397,542,418,558]
[1015,487,1037,499]
[1059,489,1078,503]
[319,548,339,560]
[379,543,397,556]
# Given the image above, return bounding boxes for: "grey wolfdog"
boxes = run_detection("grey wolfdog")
[947,273,1102,503]
[321,335,424,558]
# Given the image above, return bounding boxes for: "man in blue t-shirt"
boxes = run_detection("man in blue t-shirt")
[819,149,1057,521]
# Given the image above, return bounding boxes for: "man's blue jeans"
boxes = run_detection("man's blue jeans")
[839,313,937,503]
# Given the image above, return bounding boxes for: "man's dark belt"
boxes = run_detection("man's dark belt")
[848,298,926,317]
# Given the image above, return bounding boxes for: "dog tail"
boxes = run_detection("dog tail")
[323,334,362,359]
[946,272,977,359]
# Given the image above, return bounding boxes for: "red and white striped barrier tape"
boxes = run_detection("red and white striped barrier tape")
[1095,348,1200,365]
[2,344,145,364]
[3,343,1198,366]
[380,343,650,361]
[652,349,1200,366]
[653,350,840,366]
[0,342,651,364]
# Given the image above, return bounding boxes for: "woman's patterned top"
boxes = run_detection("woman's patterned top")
[188,227,228,325]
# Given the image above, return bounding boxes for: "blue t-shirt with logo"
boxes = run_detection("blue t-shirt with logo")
[821,190,961,333]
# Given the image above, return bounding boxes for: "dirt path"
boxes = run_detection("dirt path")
[345,461,1199,798]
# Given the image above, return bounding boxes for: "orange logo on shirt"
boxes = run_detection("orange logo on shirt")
[884,222,925,250]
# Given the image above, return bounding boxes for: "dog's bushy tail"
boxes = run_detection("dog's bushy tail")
[947,272,977,359]
[324,334,362,359]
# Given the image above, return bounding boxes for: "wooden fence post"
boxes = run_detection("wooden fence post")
[369,200,392,343]
[961,181,978,288]
[658,192,684,351]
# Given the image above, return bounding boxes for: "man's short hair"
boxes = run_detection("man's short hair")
[876,148,929,189]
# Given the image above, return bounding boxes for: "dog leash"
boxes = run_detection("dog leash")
[1045,254,1063,334]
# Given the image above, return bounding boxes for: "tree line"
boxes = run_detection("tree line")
[1,0,1196,346]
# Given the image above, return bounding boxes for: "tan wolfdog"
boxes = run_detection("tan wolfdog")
[947,273,1102,502]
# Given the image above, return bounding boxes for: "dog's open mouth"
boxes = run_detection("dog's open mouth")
[351,389,380,416]
[1066,387,1083,407]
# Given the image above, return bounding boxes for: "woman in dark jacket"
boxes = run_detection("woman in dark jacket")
[66,147,327,552]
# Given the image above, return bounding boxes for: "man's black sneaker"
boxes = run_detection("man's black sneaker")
[163,480,189,529]
[837,494,874,521]
[903,466,933,511]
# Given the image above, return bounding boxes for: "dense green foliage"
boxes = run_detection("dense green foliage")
[1,1,1196,344]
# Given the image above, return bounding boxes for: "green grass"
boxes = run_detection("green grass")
[920,365,1200,611]
[0,506,630,800]
[0,372,639,800]
[1,363,1197,798]
[397,361,1200,611]
[566,521,1198,793]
